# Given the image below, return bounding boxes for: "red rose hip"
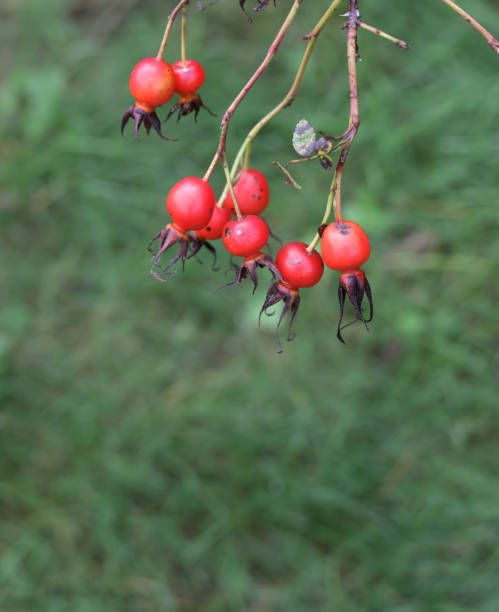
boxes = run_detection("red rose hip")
[224,169,270,216]
[321,220,370,271]
[275,242,324,288]
[172,59,206,95]
[222,215,269,257]
[196,205,231,241]
[129,57,175,109]
[166,177,215,231]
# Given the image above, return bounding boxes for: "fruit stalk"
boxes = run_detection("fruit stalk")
[222,153,242,220]
[181,5,187,64]
[156,0,190,61]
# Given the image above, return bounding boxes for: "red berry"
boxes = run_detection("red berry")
[129,57,176,109]
[224,169,270,216]
[222,215,269,257]
[321,220,370,271]
[172,59,206,95]
[196,205,231,241]
[275,242,324,288]
[166,177,215,231]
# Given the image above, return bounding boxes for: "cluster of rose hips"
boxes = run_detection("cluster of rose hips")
[121,28,373,351]
[119,0,499,350]
[121,55,211,139]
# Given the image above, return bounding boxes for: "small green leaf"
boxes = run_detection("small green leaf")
[292,119,316,157]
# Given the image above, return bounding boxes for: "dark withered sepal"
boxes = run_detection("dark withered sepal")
[217,252,279,294]
[259,281,300,353]
[121,105,176,141]
[165,94,216,124]
[337,269,373,343]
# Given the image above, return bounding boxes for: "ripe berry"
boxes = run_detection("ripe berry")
[222,215,269,257]
[172,59,206,95]
[196,205,231,241]
[321,220,370,271]
[275,242,324,288]
[225,169,270,216]
[129,57,175,109]
[166,177,215,231]
[122,58,176,139]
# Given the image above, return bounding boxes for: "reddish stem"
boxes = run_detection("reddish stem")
[333,0,360,223]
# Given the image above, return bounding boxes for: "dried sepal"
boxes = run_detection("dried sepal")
[259,281,301,353]
[148,224,191,281]
[165,93,216,123]
[187,232,219,271]
[121,104,176,141]
[217,252,279,294]
[337,269,373,343]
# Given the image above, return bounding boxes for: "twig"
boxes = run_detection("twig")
[203,0,303,182]
[358,21,409,50]
[441,0,498,53]
[213,0,345,205]
[272,161,303,190]
[156,0,190,61]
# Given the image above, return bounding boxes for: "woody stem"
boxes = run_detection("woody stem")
[306,0,360,253]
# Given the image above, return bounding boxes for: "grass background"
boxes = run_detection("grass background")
[1,0,499,610]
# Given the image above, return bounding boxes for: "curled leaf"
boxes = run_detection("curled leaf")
[292,119,316,157]
[315,136,332,154]
[319,154,333,171]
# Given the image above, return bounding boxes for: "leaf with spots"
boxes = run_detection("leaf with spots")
[292,119,316,157]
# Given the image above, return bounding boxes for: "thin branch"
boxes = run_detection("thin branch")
[213,0,345,204]
[441,0,498,53]
[358,20,409,50]
[203,0,303,182]
[156,0,190,61]
[272,161,303,190]
[334,0,361,222]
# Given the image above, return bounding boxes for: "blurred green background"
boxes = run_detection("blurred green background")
[1,0,499,610]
